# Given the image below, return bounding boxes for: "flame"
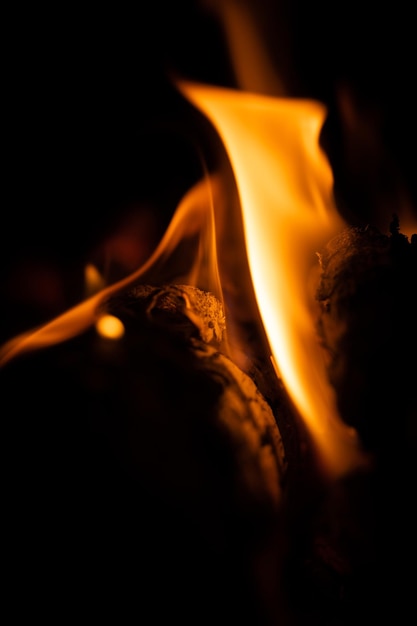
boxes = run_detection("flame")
[85,264,106,297]
[0,78,367,478]
[179,80,366,477]
[0,173,220,366]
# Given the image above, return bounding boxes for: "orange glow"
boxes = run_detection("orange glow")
[0,175,220,367]
[85,264,106,297]
[179,81,366,477]
[95,314,125,340]
[0,83,368,478]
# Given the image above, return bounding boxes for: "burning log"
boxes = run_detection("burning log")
[2,281,297,624]
[4,259,392,624]
[301,216,417,623]
[315,215,417,453]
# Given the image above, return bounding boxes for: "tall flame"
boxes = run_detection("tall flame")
[179,81,365,477]
[0,79,367,477]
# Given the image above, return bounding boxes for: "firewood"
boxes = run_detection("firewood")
[302,215,417,624]
[1,281,294,624]
[101,282,289,509]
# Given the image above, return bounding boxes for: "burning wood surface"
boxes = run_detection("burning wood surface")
[1,279,294,623]
[307,216,417,624]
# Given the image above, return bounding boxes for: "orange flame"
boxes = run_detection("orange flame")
[179,80,366,477]
[0,86,367,478]
[0,173,221,365]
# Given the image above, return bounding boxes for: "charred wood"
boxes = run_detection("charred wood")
[2,282,296,624]
[299,216,417,624]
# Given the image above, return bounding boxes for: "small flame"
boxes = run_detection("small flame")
[85,264,106,297]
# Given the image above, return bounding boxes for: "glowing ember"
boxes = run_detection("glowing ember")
[0,175,219,367]
[96,314,125,340]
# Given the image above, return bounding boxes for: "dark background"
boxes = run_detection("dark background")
[2,1,416,343]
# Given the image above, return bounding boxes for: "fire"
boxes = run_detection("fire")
[179,81,366,477]
[85,263,106,297]
[0,78,365,478]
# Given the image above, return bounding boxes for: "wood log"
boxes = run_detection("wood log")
[10,250,413,625]
[301,216,417,624]
[315,216,417,453]
[1,281,295,624]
